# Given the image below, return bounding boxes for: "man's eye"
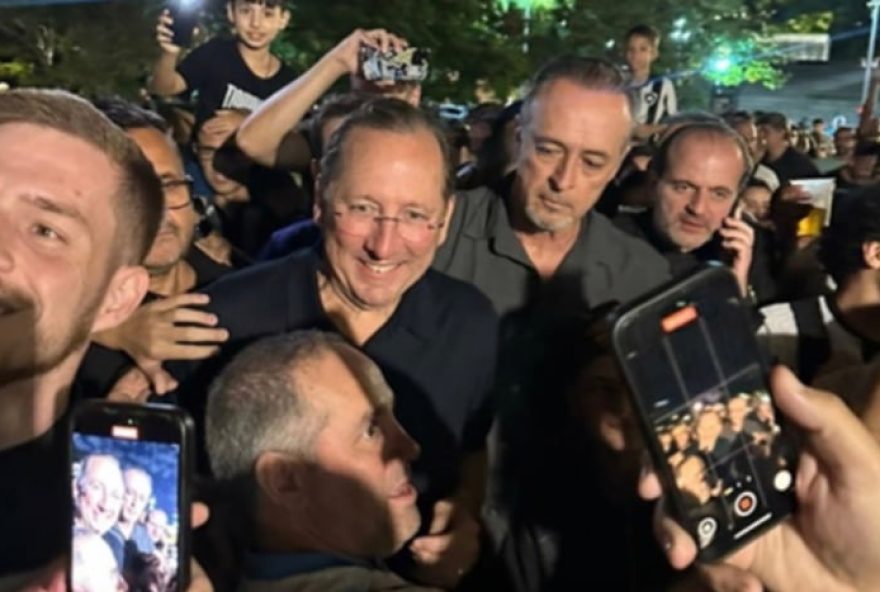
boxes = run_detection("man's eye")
[348,203,375,216]
[365,420,381,439]
[32,224,62,242]
[535,145,557,155]
[401,210,429,223]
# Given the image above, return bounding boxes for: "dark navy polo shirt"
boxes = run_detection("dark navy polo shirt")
[172,245,498,508]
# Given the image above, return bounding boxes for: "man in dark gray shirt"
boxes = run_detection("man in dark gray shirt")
[433,56,671,591]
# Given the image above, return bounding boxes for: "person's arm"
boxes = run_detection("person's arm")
[236,28,406,169]
[860,70,880,140]
[664,78,678,118]
[149,9,188,97]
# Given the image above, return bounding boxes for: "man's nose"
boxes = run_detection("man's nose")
[364,219,401,260]
[686,191,708,216]
[549,154,578,192]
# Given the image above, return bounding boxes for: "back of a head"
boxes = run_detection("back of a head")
[651,121,754,191]
[819,189,880,284]
[93,97,169,134]
[756,112,788,132]
[319,97,455,199]
[722,110,754,130]
[309,91,371,157]
[521,55,635,129]
[0,89,163,264]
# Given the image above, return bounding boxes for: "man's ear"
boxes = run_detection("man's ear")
[226,2,235,26]
[279,8,291,30]
[863,241,880,270]
[312,169,324,222]
[90,265,149,335]
[437,194,456,247]
[255,451,305,508]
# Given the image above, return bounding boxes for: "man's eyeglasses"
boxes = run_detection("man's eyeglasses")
[333,202,445,242]
[161,176,194,210]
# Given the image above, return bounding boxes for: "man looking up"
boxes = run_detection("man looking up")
[206,331,435,590]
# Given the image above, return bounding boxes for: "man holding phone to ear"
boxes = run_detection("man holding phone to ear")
[613,122,778,302]
[150,0,296,129]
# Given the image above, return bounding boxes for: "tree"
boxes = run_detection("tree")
[0,1,160,97]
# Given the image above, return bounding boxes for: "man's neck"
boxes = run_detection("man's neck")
[148,260,196,298]
[0,352,83,451]
[117,518,135,539]
[316,270,396,346]
[508,185,582,280]
[765,142,788,162]
[833,276,880,342]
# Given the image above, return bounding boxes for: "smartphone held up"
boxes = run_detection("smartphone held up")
[612,265,798,561]
[168,0,201,48]
[69,401,194,592]
[359,46,430,82]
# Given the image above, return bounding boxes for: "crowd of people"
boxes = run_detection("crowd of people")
[4,1,880,591]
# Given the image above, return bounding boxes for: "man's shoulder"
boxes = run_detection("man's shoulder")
[423,268,498,324]
[450,185,503,235]
[201,249,315,318]
[594,211,664,263]
[183,36,233,62]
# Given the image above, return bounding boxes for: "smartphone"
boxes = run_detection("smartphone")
[168,0,200,48]
[611,265,797,561]
[69,401,194,591]
[360,46,430,82]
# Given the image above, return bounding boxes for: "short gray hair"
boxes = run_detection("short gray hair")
[205,331,350,480]
[520,55,636,130]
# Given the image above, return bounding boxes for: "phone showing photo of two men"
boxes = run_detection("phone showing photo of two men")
[69,401,194,592]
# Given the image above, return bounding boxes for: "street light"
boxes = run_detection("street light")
[863,0,880,103]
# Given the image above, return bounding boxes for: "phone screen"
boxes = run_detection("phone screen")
[70,403,189,592]
[614,268,797,560]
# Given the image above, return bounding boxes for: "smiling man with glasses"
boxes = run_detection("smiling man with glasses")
[165,97,498,589]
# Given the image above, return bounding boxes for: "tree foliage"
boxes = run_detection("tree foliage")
[0,1,158,96]
[0,0,833,106]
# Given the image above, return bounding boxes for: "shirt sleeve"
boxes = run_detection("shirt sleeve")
[176,37,220,93]
[663,77,678,118]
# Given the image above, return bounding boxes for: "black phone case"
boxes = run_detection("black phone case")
[168,4,198,48]
[611,264,796,562]
[68,400,194,589]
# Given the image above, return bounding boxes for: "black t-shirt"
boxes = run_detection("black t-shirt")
[75,246,243,399]
[763,146,820,185]
[168,246,499,508]
[177,37,297,126]
[0,412,70,576]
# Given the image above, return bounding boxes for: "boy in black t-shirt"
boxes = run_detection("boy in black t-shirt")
[150,0,295,127]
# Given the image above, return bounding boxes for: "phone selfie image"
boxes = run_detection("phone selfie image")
[70,402,192,592]
[614,267,798,561]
